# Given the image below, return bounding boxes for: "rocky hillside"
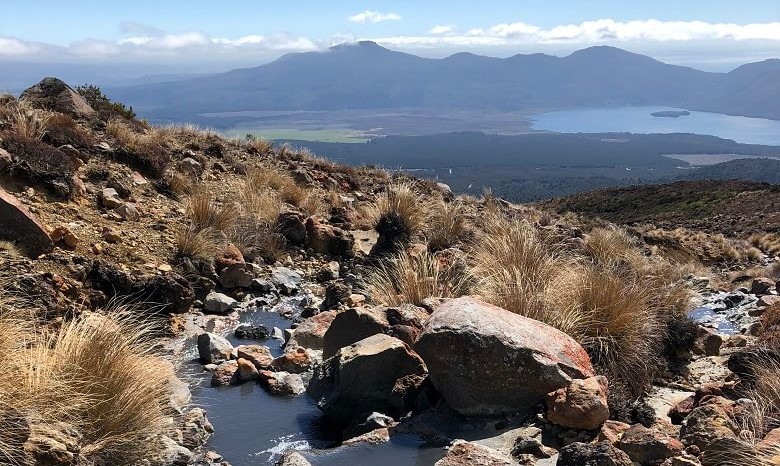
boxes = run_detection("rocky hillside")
[1,79,779,466]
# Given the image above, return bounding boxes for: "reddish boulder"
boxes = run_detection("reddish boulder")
[0,187,53,256]
[415,297,594,417]
[305,216,354,256]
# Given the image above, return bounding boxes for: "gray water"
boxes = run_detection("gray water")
[531,107,780,146]
[185,306,445,465]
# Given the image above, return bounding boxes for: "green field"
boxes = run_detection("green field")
[222,127,370,143]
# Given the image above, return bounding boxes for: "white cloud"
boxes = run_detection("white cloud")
[430,25,456,35]
[348,10,401,24]
[374,19,780,48]
[0,36,41,56]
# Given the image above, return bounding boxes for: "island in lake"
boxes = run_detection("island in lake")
[651,110,691,118]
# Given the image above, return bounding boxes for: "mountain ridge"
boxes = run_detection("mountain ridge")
[104,42,780,121]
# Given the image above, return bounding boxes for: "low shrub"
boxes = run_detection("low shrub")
[42,112,95,148]
[76,84,136,120]
[1,133,76,198]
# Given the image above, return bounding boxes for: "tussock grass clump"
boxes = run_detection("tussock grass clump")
[427,200,468,251]
[360,249,469,306]
[467,213,691,393]
[5,101,50,140]
[0,297,176,464]
[749,233,780,257]
[106,118,171,176]
[559,263,662,393]
[186,191,238,233]
[365,182,430,238]
[583,226,643,268]
[644,227,762,263]
[470,214,567,323]
[175,224,220,260]
[243,136,273,156]
[739,356,780,443]
[42,112,95,148]
[176,190,238,259]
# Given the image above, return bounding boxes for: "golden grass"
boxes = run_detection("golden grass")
[643,227,762,263]
[427,200,468,251]
[584,226,643,268]
[175,224,220,259]
[733,357,780,459]
[0,295,176,464]
[360,249,469,306]
[559,263,662,393]
[465,213,690,393]
[364,182,430,237]
[186,190,238,232]
[6,102,50,140]
[750,233,780,256]
[470,214,565,322]
[244,136,273,156]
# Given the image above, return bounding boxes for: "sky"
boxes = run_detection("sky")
[1,0,779,75]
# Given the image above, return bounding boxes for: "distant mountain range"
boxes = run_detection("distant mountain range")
[104,41,780,121]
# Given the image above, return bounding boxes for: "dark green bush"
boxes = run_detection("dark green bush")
[76,85,136,120]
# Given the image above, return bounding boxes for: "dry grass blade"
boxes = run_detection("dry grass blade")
[560,263,662,394]
[186,190,238,232]
[470,214,563,319]
[175,224,220,259]
[8,102,50,140]
[360,250,468,306]
[364,182,429,237]
[428,200,468,251]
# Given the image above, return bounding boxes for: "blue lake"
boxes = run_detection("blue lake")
[531,107,780,146]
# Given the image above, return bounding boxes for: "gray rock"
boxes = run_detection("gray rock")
[218,263,255,289]
[557,441,632,466]
[19,77,95,117]
[307,334,427,426]
[113,202,140,221]
[322,306,389,358]
[415,297,594,417]
[197,332,234,365]
[204,291,238,314]
[143,435,193,466]
[271,267,303,295]
[275,451,311,466]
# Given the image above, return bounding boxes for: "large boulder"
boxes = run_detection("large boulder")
[322,306,390,359]
[307,334,427,426]
[19,78,95,118]
[0,187,53,256]
[197,333,234,365]
[415,297,594,417]
[617,424,684,464]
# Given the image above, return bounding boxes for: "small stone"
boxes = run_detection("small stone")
[158,264,173,272]
[235,324,270,340]
[275,451,311,466]
[348,293,366,307]
[102,227,121,243]
[236,358,259,383]
[211,360,238,387]
[272,347,312,373]
[750,277,775,295]
[99,187,123,209]
[50,225,79,248]
[91,243,102,254]
[546,376,610,431]
[218,263,255,289]
[236,345,274,370]
[113,202,140,221]
[197,332,234,365]
[204,291,238,314]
